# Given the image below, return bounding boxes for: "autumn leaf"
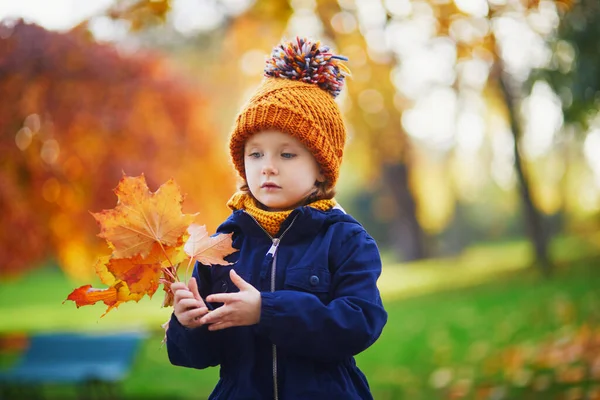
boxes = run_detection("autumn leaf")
[64,242,185,316]
[95,255,117,286]
[100,242,186,297]
[161,279,175,308]
[184,224,236,266]
[65,282,145,316]
[92,174,196,259]
[66,284,116,308]
[65,232,186,316]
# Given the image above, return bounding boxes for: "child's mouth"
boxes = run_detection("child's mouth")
[261,183,281,189]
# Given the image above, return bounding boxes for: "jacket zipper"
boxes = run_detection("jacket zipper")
[243,211,298,400]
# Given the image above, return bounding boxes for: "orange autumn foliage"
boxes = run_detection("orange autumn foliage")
[65,174,236,316]
[0,21,235,279]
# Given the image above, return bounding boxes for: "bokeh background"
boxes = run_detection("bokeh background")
[1,0,599,399]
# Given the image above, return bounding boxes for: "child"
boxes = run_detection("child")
[167,37,387,400]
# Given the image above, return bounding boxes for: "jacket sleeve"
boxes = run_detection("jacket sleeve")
[255,228,387,363]
[166,263,222,369]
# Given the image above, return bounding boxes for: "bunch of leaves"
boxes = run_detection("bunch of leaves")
[65,174,237,316]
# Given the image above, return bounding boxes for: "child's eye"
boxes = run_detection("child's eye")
[281,153,296,159]
[247,152,262,158]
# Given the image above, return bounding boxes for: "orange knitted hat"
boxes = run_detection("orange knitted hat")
[229,37,350,188]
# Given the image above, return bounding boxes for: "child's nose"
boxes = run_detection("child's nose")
[261,157,278,175]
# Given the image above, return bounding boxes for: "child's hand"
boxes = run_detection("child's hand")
[200,270,261,331]
[172,277,210,329]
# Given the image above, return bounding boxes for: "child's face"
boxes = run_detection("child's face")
[244,130,324,211]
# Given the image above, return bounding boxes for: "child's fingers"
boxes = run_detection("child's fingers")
[173,288,194,304]
[199,305,231,325]
[187,307,209,320]
[229,270,252,291]
[176,298,204,311]
[208,321,233,331]
[179,307,209,327]
[170,282,188,292]
[206,293,237,304]
[188,277,204,303]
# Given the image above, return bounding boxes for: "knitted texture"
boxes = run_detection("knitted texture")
[227,192,336,237]
[264,37,350,98]
[229,38,349,188]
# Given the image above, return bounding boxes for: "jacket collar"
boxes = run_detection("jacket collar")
[218,205,354,241]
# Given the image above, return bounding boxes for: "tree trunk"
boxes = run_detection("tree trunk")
[496,65,553,276]
[383,162,427,260]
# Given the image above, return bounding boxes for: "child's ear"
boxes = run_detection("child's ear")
[316,170,326,183]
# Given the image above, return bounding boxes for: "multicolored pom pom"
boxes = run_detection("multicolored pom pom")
[264,37,351,98]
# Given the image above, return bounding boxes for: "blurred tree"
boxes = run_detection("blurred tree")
[483,1,573,275]
[103,0,172,31]
[92,0,292,143]
[526,0,600,238]
[338,0,575,274]
[531,0,600,126]
[492,56,554,274]
[315,0,427,260]
[0,21,234,279]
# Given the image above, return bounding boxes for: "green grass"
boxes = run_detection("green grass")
[378,232,600,300]
[0,265,173,334]
[365,260,600,399]
[1,234,599,399]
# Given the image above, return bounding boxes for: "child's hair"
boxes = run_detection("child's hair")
[228,37,350,199]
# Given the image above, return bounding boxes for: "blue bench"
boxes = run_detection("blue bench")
[0,331,145,398]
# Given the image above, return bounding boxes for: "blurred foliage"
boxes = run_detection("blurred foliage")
[0,21,234,280]
[319,0,581,263]
[104,0,172,31]
[531,0,600,127]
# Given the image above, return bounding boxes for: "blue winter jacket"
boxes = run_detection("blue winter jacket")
[166,205,387,399]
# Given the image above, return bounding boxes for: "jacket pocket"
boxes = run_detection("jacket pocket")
[284,265,331,304]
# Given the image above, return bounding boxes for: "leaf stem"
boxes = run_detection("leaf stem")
[162,265,177,282]
[157,241,178,282]
[184,257,194,285]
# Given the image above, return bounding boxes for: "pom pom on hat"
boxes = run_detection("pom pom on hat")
[264,37,351,98]
[230,37,349,188]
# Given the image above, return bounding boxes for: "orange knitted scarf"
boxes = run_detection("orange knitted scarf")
[226,192,336,237]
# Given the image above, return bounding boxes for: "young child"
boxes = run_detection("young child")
[167,37,387,400]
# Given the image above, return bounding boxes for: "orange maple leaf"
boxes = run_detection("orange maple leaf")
[101,242,186,297]
[92,174,196,259]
